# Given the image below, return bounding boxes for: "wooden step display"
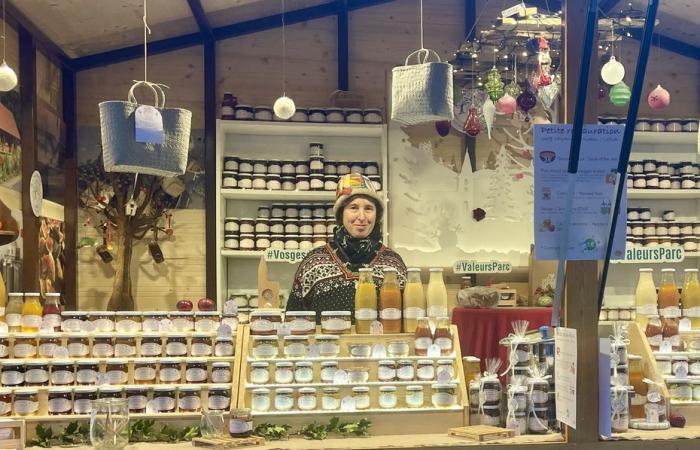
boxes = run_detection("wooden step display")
[235,324,469,435]
[0,418,25,450]
[448,425,515,442]
[192,435,266,449]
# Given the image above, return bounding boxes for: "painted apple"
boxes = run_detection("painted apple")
[198,297,216,311]
[176,299,193,311]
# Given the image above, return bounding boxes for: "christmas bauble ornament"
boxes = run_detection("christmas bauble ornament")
[517,89,537,113]
[505,80,521,97]
[601,56,625,85]
[435,120,451,137]
[647,84,671,109]
[486,67,504,102]
[482,98,496,139]
[464,107,482,137]
[497,94,517,114]
[273,95,296,119]
[609,81,631,106]
[0,61,18,92]
[538,74,560,108]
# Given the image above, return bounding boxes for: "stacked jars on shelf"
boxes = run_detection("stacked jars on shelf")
[224,202,337,252]
[626,208,700,251]
[626,159,700,191]
[599,116,698,132]
[223,101,383,125]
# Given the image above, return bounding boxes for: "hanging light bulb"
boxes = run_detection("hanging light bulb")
[273,0,295,120]
[0,0,17,92]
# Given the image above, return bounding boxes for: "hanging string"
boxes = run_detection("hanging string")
[464,0,494,44]
[1,0,6,62]
[419,0,424,49]
[281,0,287,95]
[143,0,151,83]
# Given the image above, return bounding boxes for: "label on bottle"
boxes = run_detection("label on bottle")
[115,343,136,357]
[0,344,7,358]
[215,342,234,357]
[180,394,201,411]
[51,370,75,385]
[288,319,314,333]
[186,368,208,383]
[116,319,139,332]
[166,342,187,356]
[380,308,401,320]
[77,369,97,384]
[208,395,230,411]
[128,394,148,411]
[140,343,162,357]
[92,343,114,357]
[230,418,252,435]
[195,319,215,332]
[21,314,42,329]
[108,370,128,385]
[48,397,72,413]
[68,342,89,357]
[73,399,92,414]
[94,318,115,332]
[191,343,213,357]
[414,337,433,350]
[660,306,681,318]
[397,365,415,380]
[427,305,448,318]
[431,392,455,407]
[14,343,36,358]
[155,396,176,412]
[38,343,58,358]
[404,307,426,319]
[250,319,274,333]
[134,367,156,382]
[160,368,181,383]
[685,306,700,318]
[212,369,232,383]
[435,337,453,351]
[355,308,377,320]
[14,400,38,415]
[42,314,61,330]
[1,371,23,386]
[637,303,658,315]
[5,313,21,327]
[417,366,435,380]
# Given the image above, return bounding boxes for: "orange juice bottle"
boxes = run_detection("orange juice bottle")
[658,268,680,319]
[21,293,43,332]
[379,268,402,333]
[354,268,377,334]
[682,269,700,329]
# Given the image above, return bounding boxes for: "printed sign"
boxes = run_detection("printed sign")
[264,249,309,264]
[453,260,512,274]
[555,327,577,429]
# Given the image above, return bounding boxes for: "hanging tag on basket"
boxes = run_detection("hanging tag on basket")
[135,104,164,144]
[125,200,137,216]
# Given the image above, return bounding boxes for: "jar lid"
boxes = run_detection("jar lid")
[141,333,162,339]
[251,362,269,368]
[437,359,454,365]
[195,312,220,317]
[298,387,317,394]
[406,385,424,391]
[266,174,281,179]
[252,388,271,394]
[124,385,149,392]
[667,377,691,384]
[655,355,671,361]
[99,387,123,393]
[48,387,73,394]
[379,386,397,392]
[235,104,253,110]
[378,359,395,365]
[671,355,689,361]
[153,386,176,392]
[315,335,340,341]
[24,292,41,297]
[77,359,100,366]
[308,108,326,113]
[216,336,233,342]
[51,360,74,366]
[296,174,310,179]
[417,359,434,365]
[275,362,293,368]
[322,387,340,393]
[508,385,528,394]
[209,384,231,391]
[179,386,201,392]
[169,311,193,316]
[250,310,282,317]
[74,387,98,393]
[213,362,232,368]
[135,358,158,365]
[105,359,127,365]
[285,311,315,317]
[116,311,140,316]
[62,310,88,315]
[432,383,457,389]
[320,361,339,367]
[352,386,370,393]
[364,108,381,113]
[143,311,169,316]
[321,311,351,317]
[284,335,309,341]
[275,388,294,394]
[295,362,313,367]
[661,268,676,272]
[429,267,444,272]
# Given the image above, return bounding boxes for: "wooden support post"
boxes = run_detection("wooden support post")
[62,67,78,309]
[204,41,217,300]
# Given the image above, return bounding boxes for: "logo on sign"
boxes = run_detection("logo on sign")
[453,260,512,274]
[264,249,309,264]
[539,150,556,163]
[624,246,684,263]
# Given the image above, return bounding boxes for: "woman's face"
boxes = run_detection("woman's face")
[342,196,377,239]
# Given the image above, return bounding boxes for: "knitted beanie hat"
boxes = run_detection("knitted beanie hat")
[333,173,384,223]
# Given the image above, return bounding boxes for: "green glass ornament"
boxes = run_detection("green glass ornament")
[504,80,521,97]
[609,81,631,107]
[485,67,504,102]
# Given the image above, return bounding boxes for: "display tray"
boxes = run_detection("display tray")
[610,424,700,440]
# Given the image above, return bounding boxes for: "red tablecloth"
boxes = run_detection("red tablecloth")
[452,307,552,372]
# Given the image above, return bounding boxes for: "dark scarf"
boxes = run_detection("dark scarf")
[333,224,383,267]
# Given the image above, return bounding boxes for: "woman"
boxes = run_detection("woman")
[286,173,407,316]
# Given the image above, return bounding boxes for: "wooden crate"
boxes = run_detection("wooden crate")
[448,425,515,442]
[192,435,265,449]
[0,418,25,450]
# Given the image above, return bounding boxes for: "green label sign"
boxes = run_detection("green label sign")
[453,260,513,274]
[265,249,309,264]
[623,246,685,263]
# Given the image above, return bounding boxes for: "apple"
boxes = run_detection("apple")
[176,299,193,311]
[670,414,686,428]
[198,297,216,311]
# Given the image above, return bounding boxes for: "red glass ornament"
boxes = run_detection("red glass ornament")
[463,107,482,137]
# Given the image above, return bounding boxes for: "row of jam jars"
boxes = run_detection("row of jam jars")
[414,317,453,356]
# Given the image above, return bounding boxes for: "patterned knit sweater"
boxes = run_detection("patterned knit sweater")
[285,242,408,318]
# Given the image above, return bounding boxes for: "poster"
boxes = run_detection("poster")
[534,124,626,260]
[555,327,577,429]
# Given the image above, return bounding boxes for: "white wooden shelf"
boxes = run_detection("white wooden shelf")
[21,412,204,422]
[1,356,236,364]
[663,375,700,380]
[628,189,700,200]
[633,132,698,145]
[671,400,700,406]
[217,120,384,138]
[221,189,336,201]
[221,249,266,258]
[251,405,463,417]
[245,380,460,389]
[2,330,227,338]
[3,383,231,393]
[247,355,456,363]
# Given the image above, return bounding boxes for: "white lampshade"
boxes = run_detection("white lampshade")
[273,95,296,120]
[0,61,17,92]
[601,56,625,85]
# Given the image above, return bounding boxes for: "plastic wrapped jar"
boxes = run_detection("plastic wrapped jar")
[252,388,271,412]
[114,334,137,357]
[153,386,177,413]
[73,387,97,415]
[321,311,351,334]
[92,334,114,358]
[285,311,316,335]
[212,362,232,383]
[250,362,270,384]
[379,386,397,409]
[76,360,99,385]
[25,361,49,386]
[106,360,129,385]
[528,407,550,434]
[368,175,382,191]
[406,385,424,408]
[378,360,397,382]
[294,362,314,383]
[91,311,116,332]
[316,335,340,357]
[298,387,317,410]
[50,361,75,386]
[274,388,294,411]
[215,337,235,357]
[165,334,188,357]
[480,404,501,426]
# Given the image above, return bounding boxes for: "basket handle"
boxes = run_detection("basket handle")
[404,48,442,66]
[127,80,167,108]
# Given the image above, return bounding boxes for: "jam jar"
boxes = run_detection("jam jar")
[50,360,75,386]
[90,311,116,332]
[38,332,63,358]
[106,360,129,385]
[25,361,49,386]
[76,360,99,385]
[159,359,183,384]
[165,334,188,357]
[321,387,340,410]
[191,333,213,357]
[142,311,167,332]
[13,388,39,416]
[252,388,271,412]
[1,361,24,387]
[13,334,37,358]
[116,311,142,332]
[195,312,220,332]
[379,386,397,409]
[215,337,235,357]
[126,386,149,413]
[153,387,177,413]
[320,361,339,383]
[297,387,317,411]
[283,335,309,358]
[0,388,10,415]
[73,387,97,415]
[61,311,88,332]
[405,385,424,408]
[114,334,137,357]
[274,362,294,384]
[67,334,90,357]
[92,334,114,358]
[378,360,397,382]
[140,334,163,357]
[320,311,352,334]
[134,359,158,384]
[208,385,231,412]
[186,359,209,383]
[0,335,7,359]
[274,388,294,411]
[48,388,73,415]
[253,336,279,359]
[170,311,195,332]
[250,362,270,384]
[316,335,340,357]
[249,310,282,336]
[229,408,253,437]
[397,360,415,381]
[212,362,233,383]
[294,362,314,383]
[179,386,202,413]
[352,387,370,410]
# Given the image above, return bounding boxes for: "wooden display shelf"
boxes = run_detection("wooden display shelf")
[21,412,204,422]
[627,189,700,200]
[2,330,229,338]
[221,189,335,201]
[633,132,698,145]
[252,405,465,417]
[1,383,232,393]
[247,355,458,363]
[217,120,384,138]
[245,379,461,389]
[0,356,237,364]
[193,435,266,449]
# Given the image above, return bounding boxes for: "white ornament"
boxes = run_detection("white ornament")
[0,61,17,92]
[482,98,495,140]
[273,95,296,120]
[601,56,625,85]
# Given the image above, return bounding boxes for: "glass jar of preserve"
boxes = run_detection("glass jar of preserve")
[106,360,129,385]
[92,334,114,358]
[387,340,410,358]
[294,362,314,383]
[321,387,340,411]
[434,317,453,356]
[13,388,39,416]
[251,388,271,412]
[215,337,235,357]
[252,336,279,359]
[140,333,163,357]
[320,311,351,334]
[274,388,294,411]
[1,361,24,387]
[67,334,90,358]
[481,378,501,406]
[133,359,157,384]
[298,387,317,411]
[274,362,294,384]
[379,386,398,409]
[126,386,149,413]
[61,311,88,332]
[50,361,75,386]
[142,311,167,332]
[0,388,10,416]
[90,311,116,332]
[191,333,213,357]
[24,361,49,386]
[195,312,220,332]
[316,335,340,357]
[285,311,316,335]
[76,360,99,385]
[431,383,457,407]
[186,359,209,383]
[249,362,270,384]
[378,360,397,382]
[249,311,282,336]
[406,385,425,408]
[417,360,436,381]
[178,386,202,413]
[48,388,73,415]
[165,334,188,357]
[414,318,433,357]
[114,334,137,357]
[115,311,142,332]
[212,362,232,383]
[221,314,239,333]
[0,334,8,359]
[73,387,97,415]
[208,385,231,412]
[159,359,183,384]
[397,360,415,381]
[171,311,195,331]
[352,386,370,410]
[13,333,37,358]
[153,387,177,413]
[229,408,253,438]
[38,332,63,359]
[283,335,309,358]
[437,360,454,380]
[320,361,339,383]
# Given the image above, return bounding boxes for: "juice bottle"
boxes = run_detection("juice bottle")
[681,268,700,329]
[427,268,448,320]
[43,293,63,331]
[21,293,43,332]
[403,268,426,333]
[658,268,680,319]
[354,268,377,334]
[434,317,453,356]
[634,268,657,328]
[379,268,402,333]
[5,293,23,332]
[414,317,433,356]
